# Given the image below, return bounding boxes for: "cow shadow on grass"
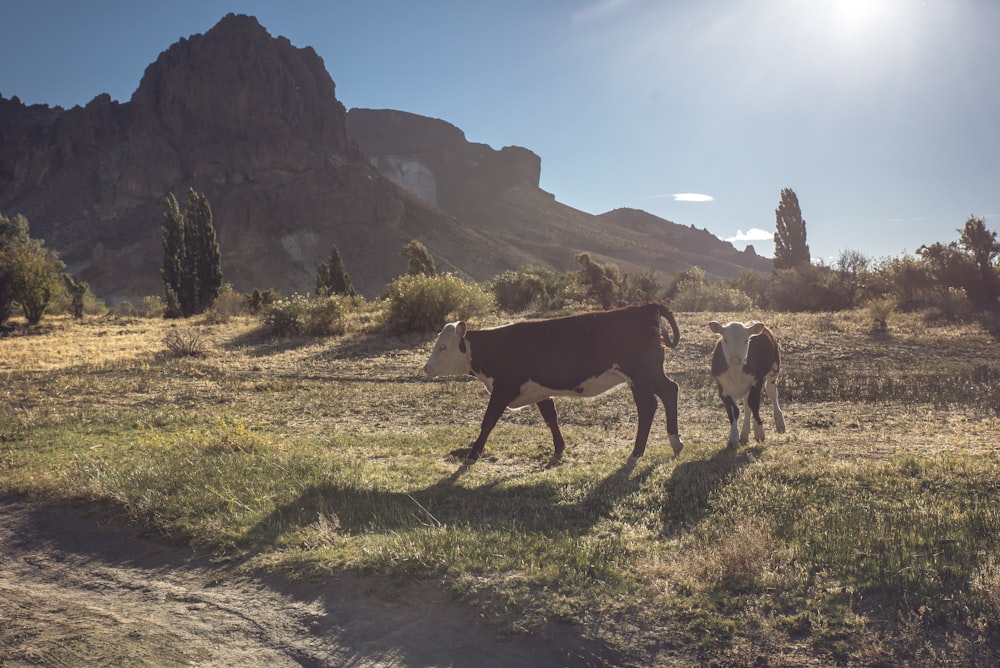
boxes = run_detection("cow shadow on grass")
[660,445,764,539]
[247,459,656,549]
[222,326,431,360]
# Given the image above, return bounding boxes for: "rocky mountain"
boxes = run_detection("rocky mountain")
[348,109,771,281]
[0,13,768,303]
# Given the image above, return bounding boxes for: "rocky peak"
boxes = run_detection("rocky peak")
[129,13,356,173]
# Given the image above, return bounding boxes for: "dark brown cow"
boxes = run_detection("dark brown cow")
[709,320,786,448]
[423,303,684,462]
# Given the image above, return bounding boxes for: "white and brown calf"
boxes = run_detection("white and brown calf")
[709,320,786,448]
[423,303,684,462]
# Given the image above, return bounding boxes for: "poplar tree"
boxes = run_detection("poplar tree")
[160,188,223,317]
[185,189,223,314]
[773,188,811,270]
[160,193,186,316]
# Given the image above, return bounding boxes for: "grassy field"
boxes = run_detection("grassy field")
[2,306,999,666]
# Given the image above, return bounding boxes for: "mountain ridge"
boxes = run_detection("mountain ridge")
[0,13,769,302]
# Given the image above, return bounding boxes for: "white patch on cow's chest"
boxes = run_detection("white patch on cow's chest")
[717,365,758,400]
[475,368,630,409]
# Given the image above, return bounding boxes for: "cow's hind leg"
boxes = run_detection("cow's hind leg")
[747,384,766,443]
[536,399,566,459]
[629,386,658,460]
[766,375,786,434]
[653,374,683,456]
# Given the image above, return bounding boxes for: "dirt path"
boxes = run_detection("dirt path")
[0,497,618,667]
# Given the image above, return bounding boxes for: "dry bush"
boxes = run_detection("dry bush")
[163,327,208,357]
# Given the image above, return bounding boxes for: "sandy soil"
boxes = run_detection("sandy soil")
[0,496,619,667]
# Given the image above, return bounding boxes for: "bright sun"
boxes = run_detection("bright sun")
[828,0,902,45]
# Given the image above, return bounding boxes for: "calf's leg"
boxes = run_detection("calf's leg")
[739,396,753,444]
[722,395,740,449]
[766,376,786,434]
[747,384,766,443]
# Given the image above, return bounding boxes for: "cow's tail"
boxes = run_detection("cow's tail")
[656,303,680,348]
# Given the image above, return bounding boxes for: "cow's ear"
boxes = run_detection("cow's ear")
[749,322,766,335]
[708,321,723,334]
[456,321,467,338]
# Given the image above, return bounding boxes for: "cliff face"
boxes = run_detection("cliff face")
[1,13,767,303]
[348,109,541,210]
[0,14,522,300]
[349,109,772,281]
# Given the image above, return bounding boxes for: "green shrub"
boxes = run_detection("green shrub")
[262,295,345,337]
[141,296,166,318]
[622,268,663,306]
[493,270,550,312]
[575,253,624,309]
[866,296,896,333]
[245,288,282,315]
[667,267,755,311]
[386,273,492,334]
[768,265,848,312]
[205,283,245,323]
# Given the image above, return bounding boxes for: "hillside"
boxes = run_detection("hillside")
[0,13,768,302]
[348,108,773,280]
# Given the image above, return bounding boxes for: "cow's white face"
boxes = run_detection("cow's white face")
[423,321,473,377]
[709,320,766,369]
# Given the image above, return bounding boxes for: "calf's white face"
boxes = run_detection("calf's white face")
[423,321,473,377]
[709,320,765,368]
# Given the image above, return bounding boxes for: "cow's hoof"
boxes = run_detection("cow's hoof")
[449,447,479,462]
[727,441,739,449]
[669,435,684,457]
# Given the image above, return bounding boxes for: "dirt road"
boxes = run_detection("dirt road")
[0,497,618,667]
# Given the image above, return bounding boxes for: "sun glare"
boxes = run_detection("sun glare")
[827,0,904,46]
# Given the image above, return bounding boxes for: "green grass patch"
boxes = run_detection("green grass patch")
[2,313,1000,665]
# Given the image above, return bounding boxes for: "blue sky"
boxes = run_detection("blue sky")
[2,0,998,263]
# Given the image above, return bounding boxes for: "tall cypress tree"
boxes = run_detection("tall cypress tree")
[160,188,223,317]
[773,188,811,270]
[185,188,223,313]
[160,193,186,317]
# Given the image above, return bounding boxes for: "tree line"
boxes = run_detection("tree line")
[2,187,998,331]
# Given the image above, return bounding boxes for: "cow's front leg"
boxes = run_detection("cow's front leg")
[452,387,515,462]
[536,399,565,458]
[739,396,752,444]
[722,396,740,449]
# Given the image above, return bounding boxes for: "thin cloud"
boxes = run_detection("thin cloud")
[668,193,715,202]
[643,192,715,202]
[726,228,773,243]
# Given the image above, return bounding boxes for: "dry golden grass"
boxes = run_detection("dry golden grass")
[2,306,999,666]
